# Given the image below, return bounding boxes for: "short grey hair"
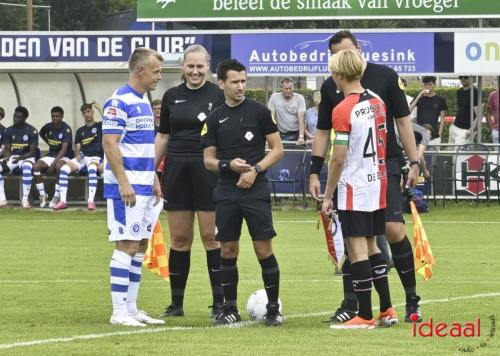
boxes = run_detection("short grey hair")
[128,47,163,72]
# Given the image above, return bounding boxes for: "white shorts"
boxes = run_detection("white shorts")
[448,124,472,147]
[70,156,102,172]
[5,156,36,171]
[107,195,163,242]
[38,156,70,167]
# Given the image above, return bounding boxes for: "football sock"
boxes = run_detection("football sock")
[342,257,358,309]
[127,252,144,316]
[259,254,280,303]
[54,183,60,198]
[110,249,132,316]
[220,257,238,306]
[87,166,97,203]
[33,172,46,196]
[369,253,392,312]
[206,248,224,305]
[21,163,32,201]
[350,260,373,320]
[390,237,417,301]
[168,249,190,307]
[59,165,71,203]
[0,175,5,201]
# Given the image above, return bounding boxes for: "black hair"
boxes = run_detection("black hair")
[14,106,29,118]
[51,106,64,115]
[328,30,358,53]
[422,76,437,84]
[216,59,246,81]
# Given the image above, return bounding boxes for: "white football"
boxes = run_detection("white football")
[246,289,282,321]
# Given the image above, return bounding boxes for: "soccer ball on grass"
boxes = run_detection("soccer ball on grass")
[246,289,282,321]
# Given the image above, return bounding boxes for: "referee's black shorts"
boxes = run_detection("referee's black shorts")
[213,179,276,242]
[385,156,405,223]
[162,156,217,211]
[338,209,385,238]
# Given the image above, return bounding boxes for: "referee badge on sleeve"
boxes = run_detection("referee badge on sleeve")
[201,123,208,136]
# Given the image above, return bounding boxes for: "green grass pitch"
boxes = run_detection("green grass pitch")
[1,203,499,355]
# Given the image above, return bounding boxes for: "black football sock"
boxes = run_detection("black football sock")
[168,249,191,307]
[369,253,392,312]
[390,236,417,302]
[259,254,280,304]
[350,260,373,320]
[206,248,224,305]
[341,256,358,310]
[221,257,238,307]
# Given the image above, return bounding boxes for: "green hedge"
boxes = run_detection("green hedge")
[246,87,496,143]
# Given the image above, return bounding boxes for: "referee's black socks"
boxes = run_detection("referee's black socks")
[259,254,280,304]
[369,253,392,312]
[169,249,191,307]
[206,249,224,305]
[389,236,417,302]
[221,257,239,306]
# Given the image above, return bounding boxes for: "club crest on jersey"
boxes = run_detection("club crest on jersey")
[197,112,207,122]
[131,223,141,236]
[107,108,117,116]
[92,127,97,134]
[118,227,124,235]
[58,133,63,139]
[244,131,254,141]
[23,134,28,141]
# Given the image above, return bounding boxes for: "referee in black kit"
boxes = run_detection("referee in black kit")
[309,30,422,324]
[155,45,225,318]
[202,59,284,326]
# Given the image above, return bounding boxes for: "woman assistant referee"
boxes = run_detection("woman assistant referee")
[155,45,225,318]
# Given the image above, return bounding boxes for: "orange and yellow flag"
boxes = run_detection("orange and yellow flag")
[410,200,435,281]
[143,220,169,281]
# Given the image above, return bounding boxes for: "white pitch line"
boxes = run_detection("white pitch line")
[2,219,500,224]
[0,292,499,351]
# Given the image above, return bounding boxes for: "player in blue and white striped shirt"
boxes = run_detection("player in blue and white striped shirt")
[102,48,165,327]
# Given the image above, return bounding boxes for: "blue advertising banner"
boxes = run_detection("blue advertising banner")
[232,32,435,75]
[0,33,209,62]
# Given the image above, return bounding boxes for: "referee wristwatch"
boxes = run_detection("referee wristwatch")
[254,164,263,174]
[410,160,420,167]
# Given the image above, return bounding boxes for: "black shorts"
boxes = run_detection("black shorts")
[385,157,405,223]
[213,180,276,242]
[162,156,217,211]
[338,209,385,238]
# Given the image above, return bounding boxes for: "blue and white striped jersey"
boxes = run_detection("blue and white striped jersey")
[102,84,155,199]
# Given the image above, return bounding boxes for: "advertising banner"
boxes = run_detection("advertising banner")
[232,32,435,75]
[454,32,500,75]
[138,0,500,21]
[0,33,211,69]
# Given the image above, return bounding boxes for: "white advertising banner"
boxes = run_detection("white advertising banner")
[455,32,500,75]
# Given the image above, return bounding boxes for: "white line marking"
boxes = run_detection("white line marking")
[2,219,500,224]
[0,292,498,350]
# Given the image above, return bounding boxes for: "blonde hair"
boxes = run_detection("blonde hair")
[128,47,163,72]
[328,49,365,82]
[181,45,211,82]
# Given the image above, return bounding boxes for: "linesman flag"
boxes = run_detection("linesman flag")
[410,200,435,281]
[318,211,345,268]
[143,220,169,281]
